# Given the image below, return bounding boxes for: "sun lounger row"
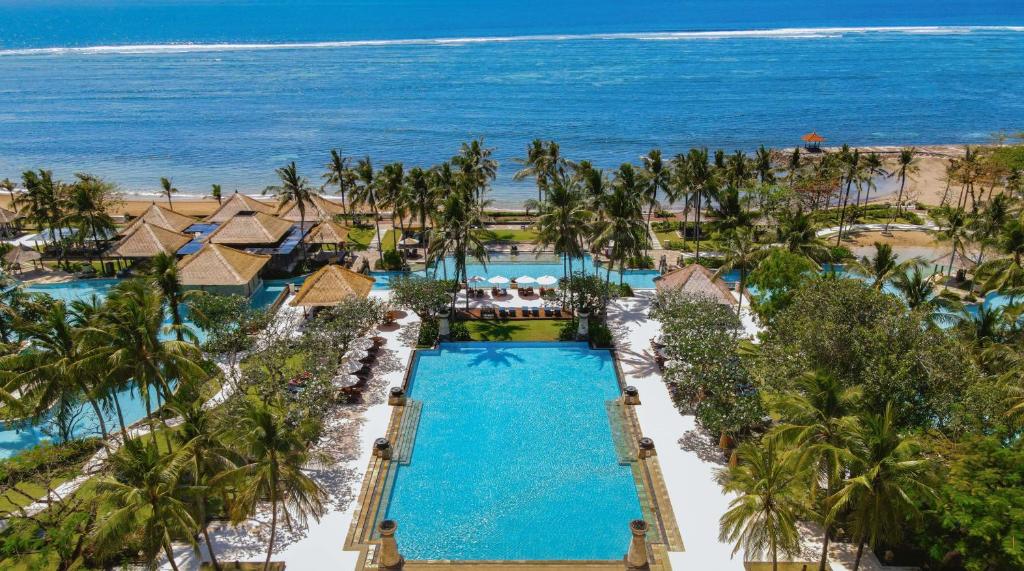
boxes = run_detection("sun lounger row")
[489,306,563,319]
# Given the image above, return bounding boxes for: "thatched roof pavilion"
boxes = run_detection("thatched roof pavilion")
[303,220,349,245]
[290,264,374,308]
[177,243,270,296]
[206,211,292,246]
[3,244,41,271]
[121,203,195,235]
[654,264,737,305]
[205,192,276,224]
[276,194,345,223]
[0,207,22,225]
[106,222,191,259]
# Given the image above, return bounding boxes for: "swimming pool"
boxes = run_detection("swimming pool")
[419,253,660,289]
[384,342,642,560]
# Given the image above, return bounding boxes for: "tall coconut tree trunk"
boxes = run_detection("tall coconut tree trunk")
[111,393,130,442]
[265,489,278,571]
[77,382,108,440]
[163,535,182,571]
[694,190,703,263]
[852,538,865,571]
[372,202,385,266]
[835,177,854,246]
[818,522,833,571]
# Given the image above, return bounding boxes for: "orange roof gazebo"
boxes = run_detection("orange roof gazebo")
[801,131,826,148]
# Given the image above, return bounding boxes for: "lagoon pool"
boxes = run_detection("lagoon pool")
[384,342,641,560]
[425,254,661,289]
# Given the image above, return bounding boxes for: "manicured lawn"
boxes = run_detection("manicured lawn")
[0,471,77,513]
[482,228,538,243]
[462,319,568,341]
[380,229,399,252]
[346,226,378,248]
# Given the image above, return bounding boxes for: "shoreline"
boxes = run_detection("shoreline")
[0,143,982,217]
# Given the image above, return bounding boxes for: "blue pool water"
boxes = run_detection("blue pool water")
[0,1,1023,206]
[0,277,290,458]
[386,342,641,560]
[426,254,661,289]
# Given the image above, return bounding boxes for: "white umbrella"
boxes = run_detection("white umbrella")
[399,237,419,246]
[488,276,510,285]
[536,275,558,286]
[332,374,361,388]
[515,275,536,284]
[343,360,366,374]
[347,348,369,361]
[352,338,374,350]
[468,275,486,283]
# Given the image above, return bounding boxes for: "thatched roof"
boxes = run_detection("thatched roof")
[121,203,195,235]
[3,244,41,265]
[303,220,350,244]
[206,211,292,246]
[290,264,375,307]
[205,192,276,224]
[106,222,192,259]
[177,243,270,286]
[654,264,737,305]
[276,194,345,223]
[0,207,22,225]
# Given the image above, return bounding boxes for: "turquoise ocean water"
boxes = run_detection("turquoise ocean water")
[0,1,1023,207]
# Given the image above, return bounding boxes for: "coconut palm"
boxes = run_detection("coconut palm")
[835,146,862,245]
[170,399,234,571]
[855,153,887,216]
[64,173,117,269]
[151,251,197,342]
[428,188,491,306]
[264,162,314,260]
[714,228,763,317]
[350,157,386,264]
[846,242,924,290]
[776,208,831,265]
[406,166,435,234]
[453,138,497,207]
[953,145,985,212]
[717,439,804,571]
[0,177,15,206]
[754,145,776,186]
[160,177,178,210]
[533,173,592,281]
[936,207,969,277]
[217,399,327,571]
[679,148,715,262]
[592,167,648,285]
[91,440,197,571]
[975,217,1024,295]
[375,162,406,250]
[513,139,552,203]
[322,148,355,217]
[641,149,670,247]
[786,147,802,189]
[765,371,862,571]
[885,148,919,231]
[209,184,222,205]
[15,170,64,254]
[828,403,934,571]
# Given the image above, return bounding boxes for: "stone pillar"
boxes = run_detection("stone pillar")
[624,519,650,570]
[622,385,640,405]
[438,310,450,339]
[373,438,392,460]
[577,310,590,340]
[388,387,406,406]
[377,519,404,569]
[637,437,656,459]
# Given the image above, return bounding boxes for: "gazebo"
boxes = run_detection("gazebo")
[303,220,350,252]
[654,264,737,306]
[276,194,346,223]
[121,203,196,236]
[801,131,826,151]
[106,221,191,259]
[3,244,41,273]
[290,264,375,310]
[177,243,271,297]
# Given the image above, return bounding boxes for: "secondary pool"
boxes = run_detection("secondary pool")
[384,342,642,560]
[421,253,660,289]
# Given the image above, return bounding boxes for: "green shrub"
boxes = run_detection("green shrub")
[652,220,678,232]
[626,254,654,269]
[589,321,614,348]
[448,321,472,341]
[829,246,854,261]
[376,249,404,270]
[417,319,439,347]
[618,283,634,297]
[558,319,578,341]
[0,439,102,487]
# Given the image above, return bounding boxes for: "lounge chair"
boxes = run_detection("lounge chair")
[544,307,554,317]
[553,308,563,318]
[498,307,508,319]
[531,307,540,317]
[521,306,530,318]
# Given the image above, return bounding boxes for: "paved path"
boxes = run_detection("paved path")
[816,222,939,238]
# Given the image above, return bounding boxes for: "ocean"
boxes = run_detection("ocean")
[1,0,1023,207]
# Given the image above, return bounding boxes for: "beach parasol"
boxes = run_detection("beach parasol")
[351,338,374,350]
[332,374,361,388]
[346,348,369,361]
[514,275,536,284]
[468,275,486,283]
[801,131,825,143]
[488,276,510,285]
[399,237,419,246]
[536,275,558,286]
[343,360,366,374]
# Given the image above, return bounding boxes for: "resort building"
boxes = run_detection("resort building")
[290,263,374,309]
[204,191,277,224]
[120,202,196,235]
[203,210,308,270]
[106,221,192,260]
[276,194,346,223]
[654,264,738,305]
[176,242,271,297]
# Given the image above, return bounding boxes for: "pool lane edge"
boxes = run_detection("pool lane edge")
[344,342,682,570]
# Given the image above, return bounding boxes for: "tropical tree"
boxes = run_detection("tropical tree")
[15,170,64,255]
[514,139,555,203]
[427,189,491,306]
[453,138,497,207]
[591,164,648,284]
[209,184,222,205]
[322,148,355,217]
[975,217,1024,294]
[160,177,178,210]
[532,173,592,281]
[846,242,924,289]
[828,404,935,571]
[835,146,862,245]
[766,371,862,571]
[641,149,670,244]
[218,399,327,571]
[775,208,831,264]
[375,162,406,250]
[63,173,117,269]
[714,228,763,316]
[717,439,804,571]
[351,157,385,264]
[405,166,435,234]
[0,177,15,206]
[885,148,919,231]
[677,148,715,262]
[91,440,197,571]
[151,251,196,342]
[264,162,314,259]
[936,207,969,277]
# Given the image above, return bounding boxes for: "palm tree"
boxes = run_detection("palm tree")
[533,173,592,282]
[975,217,1024,295]
[428,189,491,307]
[846,242,924,289]
[0,177,15,206]
[209,184,222,205]
[717,439,804,571]
[218,400,327,571]
[641,149,670,250]
[265,162,314,260]
[765,371,862,571]
[170,399,233,571]
[351,157,385,264]
[406,166,435,235]
[160,177,178,210]
[15,170,65,256]
[953,146,984,212]
[64,173,117,269]
[453,138,498,207]
[855,153,886,217]
[835,147,862,245]
[375,162,406,250]
[828,404,934,571]
[322,148,355,217]
[885,148,919,231]
[786,147,802,189]
[714,228,763,317]
[936,207,968,277]
[680,148,715,262]
[513,139,551,203]
[91,440,198,571]
[754,145,776,186]
[776,208,831,265]
[151,251,196,342]
[592,168,648,285]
